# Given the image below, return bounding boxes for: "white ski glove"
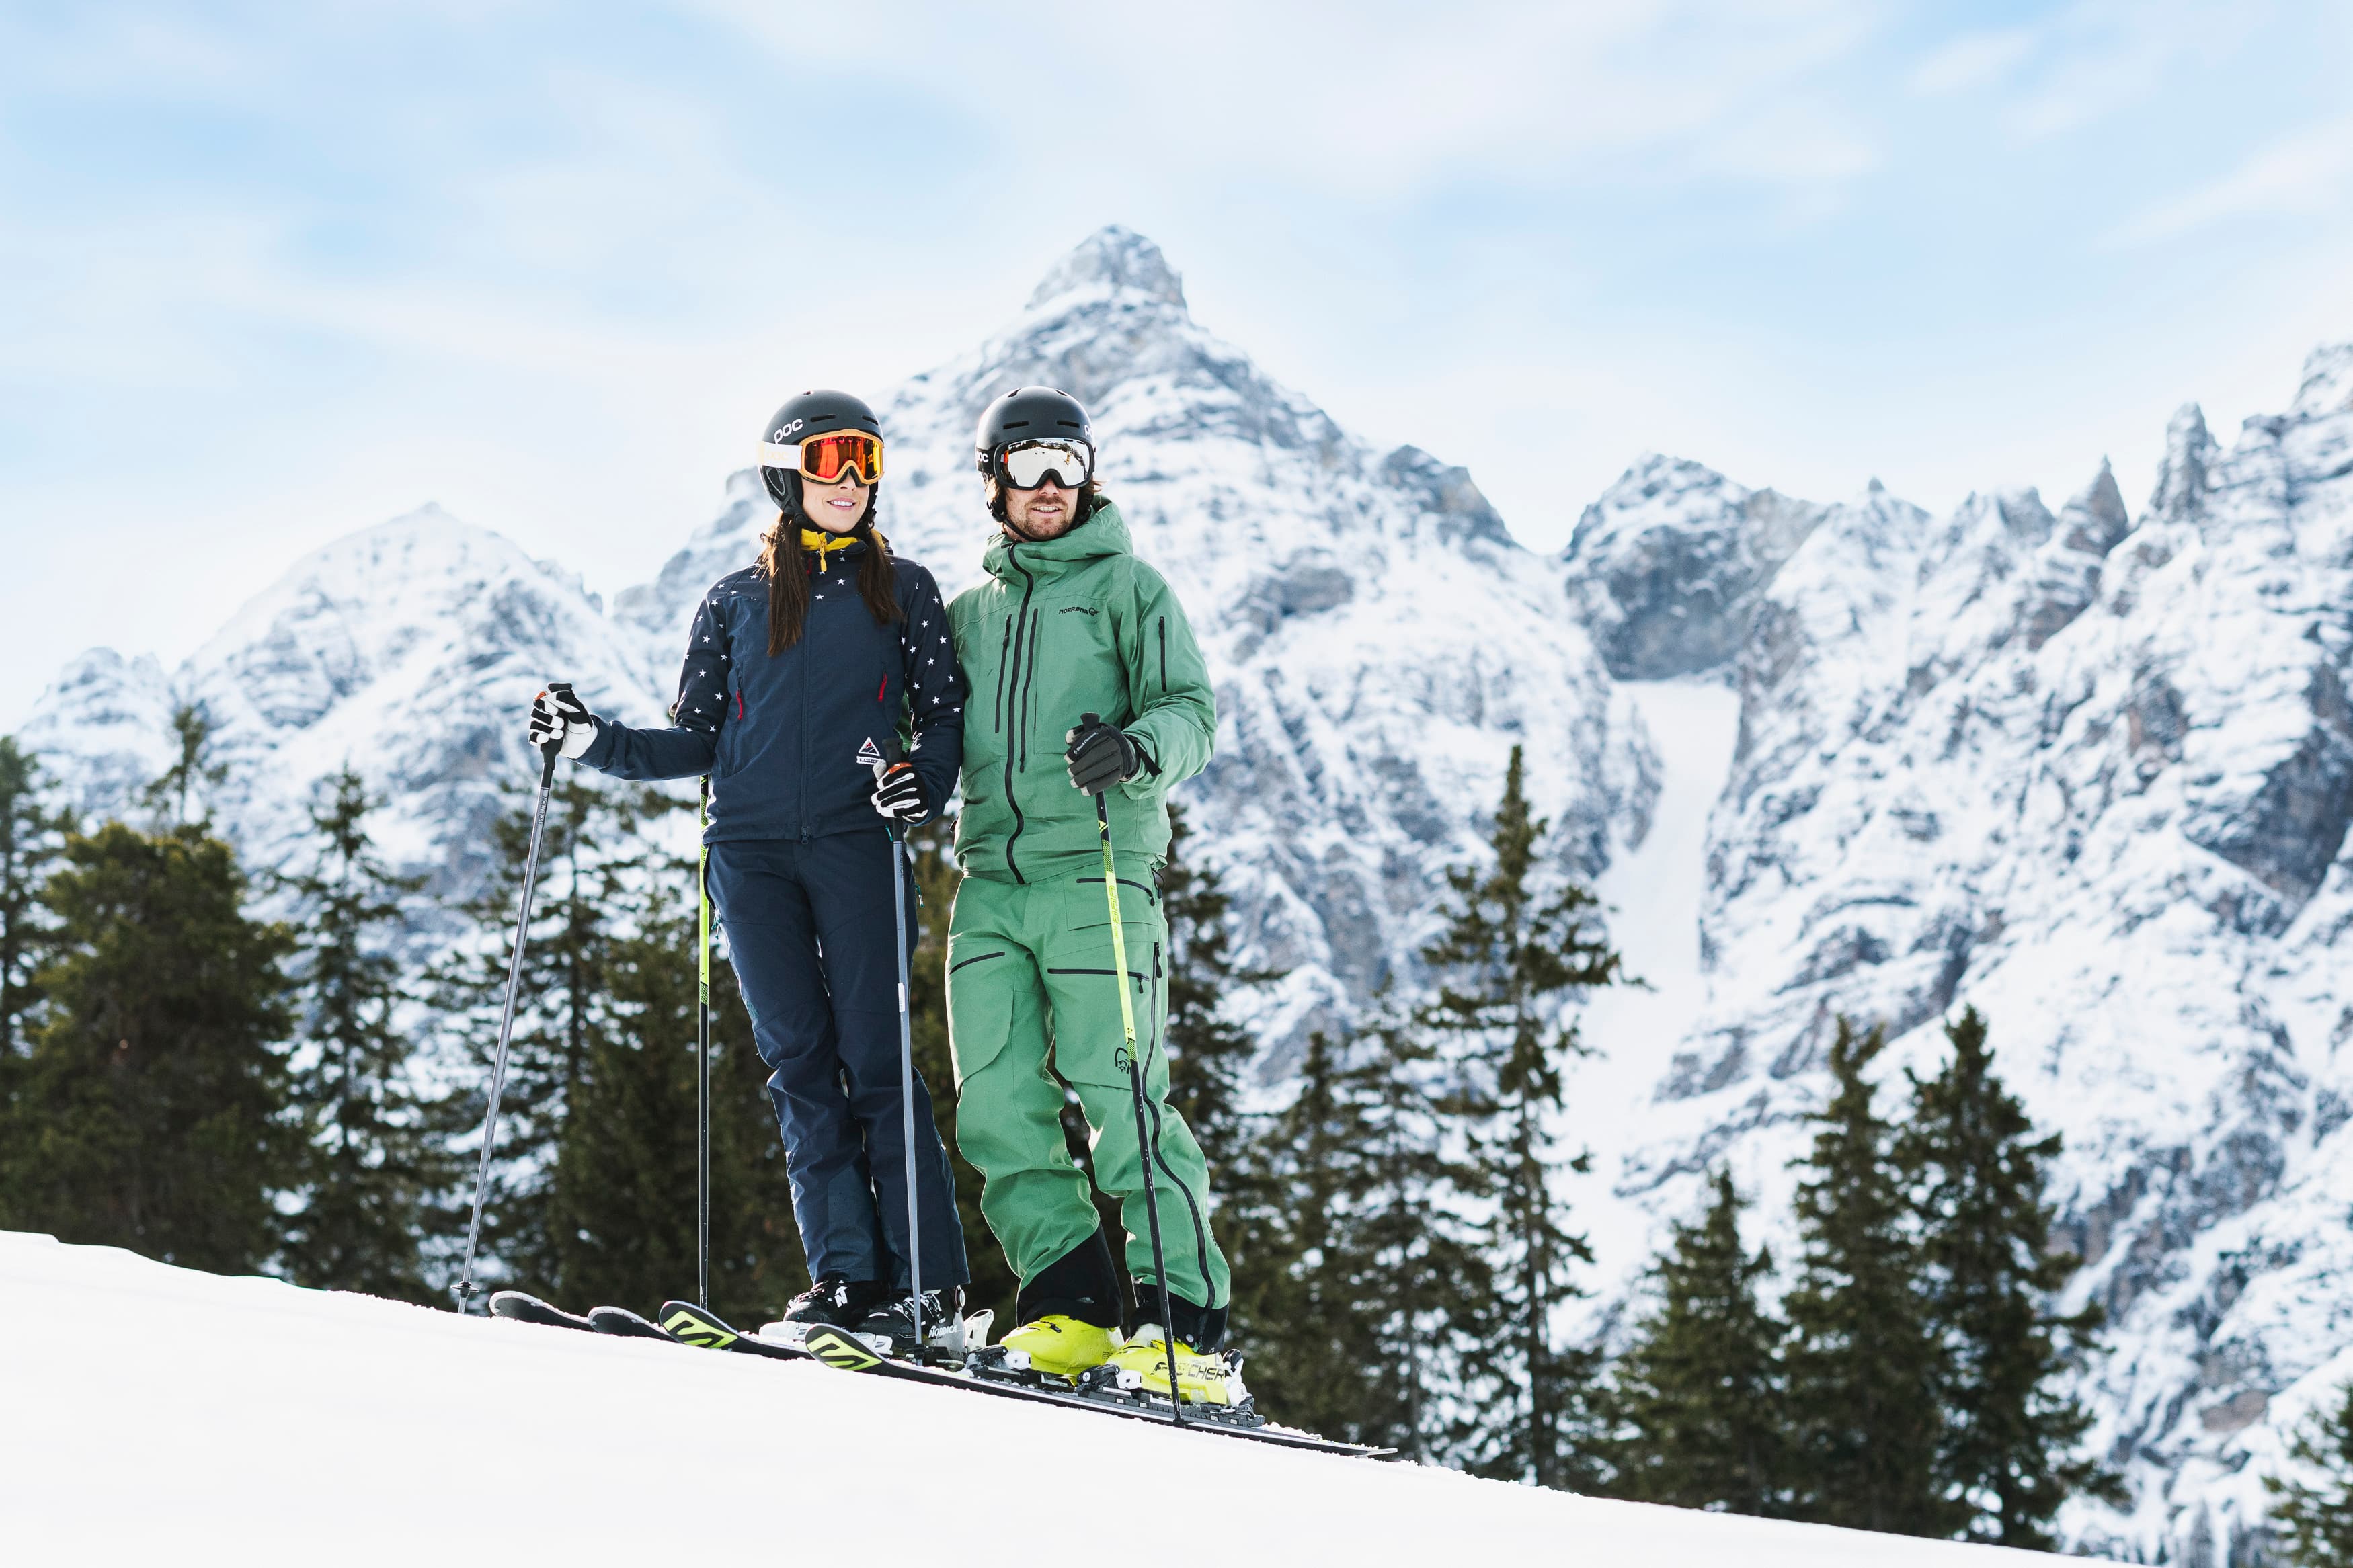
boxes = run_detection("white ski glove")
[871,761,928,823]
[527,684,598,759]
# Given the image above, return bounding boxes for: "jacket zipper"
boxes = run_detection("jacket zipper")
[1157,616,1166,691]
[798,595,811,839]
[1000,554,1038,882]
[1019,607,1041,774]
[992,616,1012,733]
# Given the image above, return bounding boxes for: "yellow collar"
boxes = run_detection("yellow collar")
[801,528,859,563]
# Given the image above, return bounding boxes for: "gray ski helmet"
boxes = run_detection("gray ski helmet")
[973,387,1093,476]
[760,389,884,512]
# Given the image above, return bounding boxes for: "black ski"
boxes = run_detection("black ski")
[489,1290,594,1332]
[586,1304,678,1342]
[656,1300,809,1361]
[797,1325,1389,1458]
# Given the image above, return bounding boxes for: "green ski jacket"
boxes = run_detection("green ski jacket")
[947,499,1214,882]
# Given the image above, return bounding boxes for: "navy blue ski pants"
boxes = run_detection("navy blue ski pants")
[707,831,967,1291]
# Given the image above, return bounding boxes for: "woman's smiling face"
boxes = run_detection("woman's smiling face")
[803,472,869,533]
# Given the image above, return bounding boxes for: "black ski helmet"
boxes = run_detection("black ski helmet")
[760,390,884,513]
[973,387,1094,476]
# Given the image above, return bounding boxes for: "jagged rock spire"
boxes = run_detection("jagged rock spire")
[2148,403,2215,522]
[2057,459,2130,556]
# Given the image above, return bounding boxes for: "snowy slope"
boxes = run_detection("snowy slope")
[0,1229,2048,1567]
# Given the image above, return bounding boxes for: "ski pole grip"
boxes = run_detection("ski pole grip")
[538,681,575,783]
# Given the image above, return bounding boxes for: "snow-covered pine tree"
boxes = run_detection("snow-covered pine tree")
[1784,1018,1954,1536]
[0,819,298,1273]
[1605,1167,1792,1516]
[2266,1380,2353,1565]
[1421,744,1620,1489]
[0,735,70,1055]
[1896,1005,2110,1546]
[278,766,452,1304]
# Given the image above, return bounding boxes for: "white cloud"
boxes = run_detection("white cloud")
[1909,28,2035,95]
[691,0,1888,198]
[2106,114,2353,245]
[1998,0,2260,143]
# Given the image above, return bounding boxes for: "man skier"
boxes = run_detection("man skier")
[945,386,1237,1405]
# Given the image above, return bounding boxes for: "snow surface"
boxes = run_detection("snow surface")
[0,1229,2044,1566]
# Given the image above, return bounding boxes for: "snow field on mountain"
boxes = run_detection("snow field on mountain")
[0,1231,2048,1566]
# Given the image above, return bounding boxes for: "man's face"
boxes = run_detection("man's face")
[1003,477,1077,540]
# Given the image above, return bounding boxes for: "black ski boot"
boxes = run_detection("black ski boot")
[854,1285,967,1360]
[763,1276,890,1346]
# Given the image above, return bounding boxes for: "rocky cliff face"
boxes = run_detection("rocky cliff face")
[1567,342,2353,1560]
[20,227,2353,1559]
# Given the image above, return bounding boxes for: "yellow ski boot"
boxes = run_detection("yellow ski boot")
[996,1315,1119,1380]
[1105,1325,1240,1407]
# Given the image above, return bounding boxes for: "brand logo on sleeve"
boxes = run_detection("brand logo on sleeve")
[855,737,884,770]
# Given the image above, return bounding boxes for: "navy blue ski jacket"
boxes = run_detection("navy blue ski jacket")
[580,542,965,843]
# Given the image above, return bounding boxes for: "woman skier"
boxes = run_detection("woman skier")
[526,389,970,1352]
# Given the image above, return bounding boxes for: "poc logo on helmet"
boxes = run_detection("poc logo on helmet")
[772,418,805,440]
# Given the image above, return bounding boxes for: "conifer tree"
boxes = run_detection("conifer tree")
[1222,1028,1383,1442]
[278,767,450,1303]
[1160,800,1258,1182]
[2266,1380,2353,1566]
[1,736,71,1055]
[142,702,228,829]
[1234,1012,1491,1458]
[1605,1168,1791,1515]
[544,792,803,1322]
[0,821,297,1272]
[1897,1005,2108,1546]
[432,772,625,1292]
[1783,1018,1953,1536]
[1422,744,1621,1489]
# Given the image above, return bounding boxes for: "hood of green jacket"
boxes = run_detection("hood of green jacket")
[980,498,1134,583]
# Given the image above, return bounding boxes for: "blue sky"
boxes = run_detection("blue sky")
[3,0,2350,727]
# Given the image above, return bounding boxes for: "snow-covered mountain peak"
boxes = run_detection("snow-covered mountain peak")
[1024,224,1187,314]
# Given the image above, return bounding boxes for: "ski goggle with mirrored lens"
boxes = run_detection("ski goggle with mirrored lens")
[760,429,884,484]
[993,438,1093,490]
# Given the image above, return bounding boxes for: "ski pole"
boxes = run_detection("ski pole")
[452,683,571,1313]
[697,775,713,1312]
[876,759,925,1361]
[1090,754,1184,1422]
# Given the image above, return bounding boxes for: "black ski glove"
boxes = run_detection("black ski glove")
[870,761,929,823]
[1065,712,1143,796]
[527,684,597,759]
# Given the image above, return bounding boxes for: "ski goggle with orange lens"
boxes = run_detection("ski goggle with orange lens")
[992,438,1093,490]
[760,429,884,484]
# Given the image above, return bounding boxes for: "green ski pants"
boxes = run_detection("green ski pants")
[945,868,1230,1311]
